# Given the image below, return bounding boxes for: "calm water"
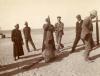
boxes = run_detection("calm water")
[0,27,75,37]
[0,26,98,42]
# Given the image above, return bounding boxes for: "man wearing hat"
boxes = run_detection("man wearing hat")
[81,10,97,61]
[23,22,36,52]
[70,14,84,53]
[55,16,64,51]
[11,24,24,60]
[42,17,56,62]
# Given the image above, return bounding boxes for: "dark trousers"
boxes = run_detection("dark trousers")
[71,36,84,52]
[25,38,36,52]
[84,34,95,59]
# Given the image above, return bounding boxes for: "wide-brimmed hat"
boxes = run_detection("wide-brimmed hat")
[90,10,97,17]
[15,24,19,27]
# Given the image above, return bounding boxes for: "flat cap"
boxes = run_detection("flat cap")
[76,14,81,18]
[57,16,61,18]
[25,21,28,25]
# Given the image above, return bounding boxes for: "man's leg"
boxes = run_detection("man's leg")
[55,33,59,44]
[30,38,36,51]
[70,37,80,53]
[25,39,30,52]
[57,35,61,51]
[84,34,93,61]
[81,39,85,44]
[84,40,91,61]
[57,33,64,51]
[90,34,95,48]
[59,34,63,49]
[55,33,60,51]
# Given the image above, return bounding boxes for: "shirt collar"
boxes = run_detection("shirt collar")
[78,20,82,23]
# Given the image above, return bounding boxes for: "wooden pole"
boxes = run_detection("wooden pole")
[96,14,99,45]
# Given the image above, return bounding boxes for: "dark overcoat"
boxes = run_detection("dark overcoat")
[76,20,83,37]
[42,24,56,52]
[11,29,24,57]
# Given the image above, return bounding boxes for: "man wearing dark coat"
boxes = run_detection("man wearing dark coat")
[23,22,36,52]
[55,16,64,51]
[70,15,84,53]
[81,10,97,61]
[42,17,56,62]
[11,24,24,60]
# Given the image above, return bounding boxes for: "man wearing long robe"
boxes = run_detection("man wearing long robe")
[11,24,24,60]
[42,17,56,62]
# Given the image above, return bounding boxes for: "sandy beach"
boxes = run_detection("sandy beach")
[0,29,100,76]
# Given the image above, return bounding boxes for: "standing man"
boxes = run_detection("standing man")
[70,15,84,53]
[55,16,64,51]
[23,22,36,52]
[81,10,97,61]
[11,24,24,60]
[42,17,56,62]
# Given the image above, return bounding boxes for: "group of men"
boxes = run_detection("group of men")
[0,10,98,68]
[0,9,98,69]
[11,16,64,60]
[71,10,97,62]
[11,9,98,62]
[11,22,37,60]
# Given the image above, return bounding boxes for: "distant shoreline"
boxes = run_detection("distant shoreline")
[0,27,75,38]
[0,27,75,32]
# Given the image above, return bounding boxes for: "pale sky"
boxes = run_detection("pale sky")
[0,0,100,30]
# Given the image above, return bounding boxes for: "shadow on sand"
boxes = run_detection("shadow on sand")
[0,44,100,76]
[89,44,100,60]
[90,54,100,60]
[0,45,84,76]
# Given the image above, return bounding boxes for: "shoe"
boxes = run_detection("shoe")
[34,49,37,51]
[28,50,31,52]
[61,44,64,49]
[69,50,74,54]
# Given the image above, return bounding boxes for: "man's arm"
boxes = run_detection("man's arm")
[23,28,25,35]
[20,30,24,44]
[54,23,57,31]
[11,30,14,42]
[82,18,90,33]
[76,22,79,34]
[62,23,64,35]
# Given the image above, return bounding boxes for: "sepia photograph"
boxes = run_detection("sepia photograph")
[0,0,100,76]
